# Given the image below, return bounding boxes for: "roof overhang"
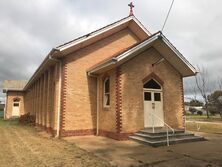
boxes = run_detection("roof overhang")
[87,32,197,77]
[3,89,24,93]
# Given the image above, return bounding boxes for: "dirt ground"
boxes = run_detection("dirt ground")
[66,133,222,167]
[2,119,222,167]
[0,119,111,167]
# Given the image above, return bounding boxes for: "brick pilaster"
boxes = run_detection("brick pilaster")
[115,67,123,133]
[181,77,185,129]
[60,61,68,136]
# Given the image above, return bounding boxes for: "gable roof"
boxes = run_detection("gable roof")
[23,15,152,90]
[3,80,27,93]
[87,31,196,77]
[54,15,151,56]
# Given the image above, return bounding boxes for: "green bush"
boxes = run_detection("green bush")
[19,112,36,126]
[189,107,197,114]
[197,110,203,115]
[208,106,218,116]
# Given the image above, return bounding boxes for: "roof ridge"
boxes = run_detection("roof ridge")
[56,15,134,49]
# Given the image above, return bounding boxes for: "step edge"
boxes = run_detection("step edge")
[129,136,204,144]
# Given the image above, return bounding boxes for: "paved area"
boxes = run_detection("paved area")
[66,132,222,167]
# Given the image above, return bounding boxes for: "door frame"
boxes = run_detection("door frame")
[12,102,20,116]
[12,98,20,117]
[143,79,164,128]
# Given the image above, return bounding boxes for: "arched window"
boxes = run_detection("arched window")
[13,97,20,102]
[103,78,110,107]
[144,79,161,89]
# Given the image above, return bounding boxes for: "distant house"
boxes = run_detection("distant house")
[2,15,196,140]
[2,80,27,118]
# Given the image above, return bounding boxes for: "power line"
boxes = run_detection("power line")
[161,0,175,32]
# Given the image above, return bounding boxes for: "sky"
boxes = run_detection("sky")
[0,0,222,102]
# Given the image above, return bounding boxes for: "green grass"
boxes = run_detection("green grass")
[186,122,222,134]
[0,111,4,118]
[186,114,222,122]
[0,118,19,126]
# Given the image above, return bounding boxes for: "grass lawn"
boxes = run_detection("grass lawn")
[0,109,4,118]
[186,121,222,134]
[0,119,111,167]
[186,114,222,122]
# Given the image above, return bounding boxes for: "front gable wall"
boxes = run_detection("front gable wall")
[5,91,25,119]
[120,47,184,132]
[61,28,140,133]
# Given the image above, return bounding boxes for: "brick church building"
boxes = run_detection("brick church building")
[3,10,196,140]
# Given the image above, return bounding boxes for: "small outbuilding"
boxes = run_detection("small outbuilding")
[3,80,27,119]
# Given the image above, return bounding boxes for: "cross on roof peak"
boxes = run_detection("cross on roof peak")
[128,1,135,16]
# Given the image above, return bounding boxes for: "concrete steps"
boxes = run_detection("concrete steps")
[129,128,205,147]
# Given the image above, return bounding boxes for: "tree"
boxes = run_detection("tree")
[218,78,222,91]
[197,110,203,115]
[189,107,197,115]
[189,99,203,107]
[208,90,222,118]
[195,66,211,118]
[184,79,198,102]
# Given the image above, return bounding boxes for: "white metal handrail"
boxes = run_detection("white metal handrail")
[149,112,175,146]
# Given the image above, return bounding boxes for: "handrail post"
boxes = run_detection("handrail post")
[184,115,186,132]
[149,112,174,146]
[152,113,155,133]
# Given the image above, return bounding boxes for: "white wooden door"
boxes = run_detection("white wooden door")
[12,102,20,116]
[144,90,164,127]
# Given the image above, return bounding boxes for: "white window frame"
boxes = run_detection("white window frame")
[103,77,110,108]
[13,102,20,107]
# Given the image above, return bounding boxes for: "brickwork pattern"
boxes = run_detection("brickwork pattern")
[60,61,68,136]
[120,47,184,132]
[63,29,139,132]
[115,67,123,133]
[181,77,186,129]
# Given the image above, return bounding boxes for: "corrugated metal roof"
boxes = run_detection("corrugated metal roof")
[3,80,27,91]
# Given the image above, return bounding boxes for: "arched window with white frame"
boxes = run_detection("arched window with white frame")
[103,77,110,107]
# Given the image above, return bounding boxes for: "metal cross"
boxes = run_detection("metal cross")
[128,1,135,16]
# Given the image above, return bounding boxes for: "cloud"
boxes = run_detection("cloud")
[0,0,222,101]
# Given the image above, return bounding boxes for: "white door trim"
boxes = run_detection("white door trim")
[12,102,20,117]
[143,89,164,128]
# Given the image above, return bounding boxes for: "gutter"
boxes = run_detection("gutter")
[88,59,117,76]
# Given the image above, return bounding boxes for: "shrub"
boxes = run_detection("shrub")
[208,106,218,116]
[189,107,197,114]
[19,112,36,126]
[197,110,203,115]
